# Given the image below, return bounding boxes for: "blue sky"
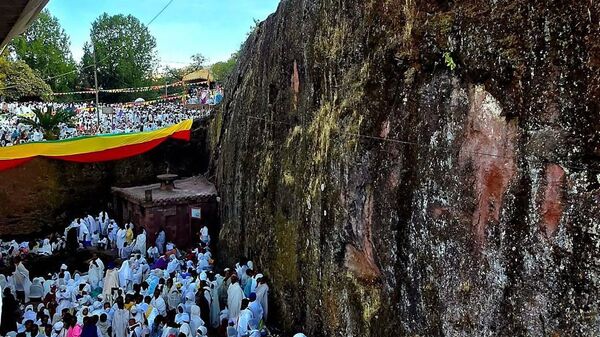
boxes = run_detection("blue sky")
[46,0,280,68]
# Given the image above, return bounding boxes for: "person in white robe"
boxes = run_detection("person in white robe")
[112,302,129,337]
[95,256,105,288]
[13,257,31,303]
[151,288,167,317]
[166,255,179,275]
[227,276,244,320]
[236,299,253,337]
[199,226,210,245]
[88,261,100,290]
[108,222,118,249]
[78,220,90,245]
[134,230,147,257]
[147,245,159,261]
[189,305,205,334]
[87,215,98,235]
[38,239,52,256]
[255,277,269,321]
[210,282,221,328]
[155,230,165,255]
[102,266,120,302]
[118,260,132,291]
[116,227,127,251]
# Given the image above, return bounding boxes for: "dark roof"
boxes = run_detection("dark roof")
[0,0,49,52]
[112,176,217,207]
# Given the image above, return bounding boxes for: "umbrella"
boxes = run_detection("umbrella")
[134,98,145,103]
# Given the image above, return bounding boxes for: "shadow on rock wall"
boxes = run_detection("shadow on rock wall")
[0,119,211,239]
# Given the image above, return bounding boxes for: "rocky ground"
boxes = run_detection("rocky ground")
[210,0,600,336]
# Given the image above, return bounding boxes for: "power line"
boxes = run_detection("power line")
[0,0,176,90]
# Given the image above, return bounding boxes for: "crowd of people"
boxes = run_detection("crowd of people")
[0,98,213,147]
[0,211,272,337]
[186,87,223,106]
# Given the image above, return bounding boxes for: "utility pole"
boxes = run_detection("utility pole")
[93,44,100,129]
[165,80,168,98]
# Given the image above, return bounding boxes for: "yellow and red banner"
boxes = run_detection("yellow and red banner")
[0,119,193,171]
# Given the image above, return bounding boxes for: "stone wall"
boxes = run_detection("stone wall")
[0,119,211,238]
[211,0,599,336]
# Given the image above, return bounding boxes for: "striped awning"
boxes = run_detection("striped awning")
[0,119,193,171]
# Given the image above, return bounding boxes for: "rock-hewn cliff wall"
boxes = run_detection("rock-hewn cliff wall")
[212,0,599,336]
[0,119,210,238]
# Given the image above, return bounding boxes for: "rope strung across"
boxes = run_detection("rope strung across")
[0,119,193,171]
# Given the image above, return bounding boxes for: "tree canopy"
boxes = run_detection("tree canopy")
[81,13,158,103]
[10,9,77,93]
[210,52,238,83]
[0,55,52,102]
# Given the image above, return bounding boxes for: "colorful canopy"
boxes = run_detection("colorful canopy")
[0,119,193,171]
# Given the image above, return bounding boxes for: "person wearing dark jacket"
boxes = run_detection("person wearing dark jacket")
[1,287,19,334]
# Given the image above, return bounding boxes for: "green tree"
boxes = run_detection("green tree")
[18,105,76,140]
[189,53,207,71]
[0,55,52,101]
[210,52,238,82]
[10,9,77,93]
[81,13,158,103]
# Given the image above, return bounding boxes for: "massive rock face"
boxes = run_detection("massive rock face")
[212,0,599,336]
[0,119,210,238]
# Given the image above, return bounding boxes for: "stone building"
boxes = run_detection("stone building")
[111,175,218,248]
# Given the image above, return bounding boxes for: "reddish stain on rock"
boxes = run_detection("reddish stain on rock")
[345,188,381,283]
[539,164,565,237]
[431,206,450,219]
[459,86,517,245]
[291,60,300,108]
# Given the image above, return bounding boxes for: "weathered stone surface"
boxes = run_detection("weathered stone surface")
[0,119,211,238]
[211,0,599,336]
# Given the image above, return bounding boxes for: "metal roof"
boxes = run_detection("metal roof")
[0,0,49,53]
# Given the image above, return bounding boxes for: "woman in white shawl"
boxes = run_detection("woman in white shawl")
[255,277,269,321]
[166,255,179,275]
[102,265,119,301]
[56,285,73,314]
[199,226,210,245]
[118,260,131,291]
[134,229,147,257]
[210,281,221,328]
[23,304,36,322]
[189,305,205,334]
[13,257,31,303]
[116,227,127,251]
[39,239,53,256]
[88,261,100,289]
[94,257,105,288]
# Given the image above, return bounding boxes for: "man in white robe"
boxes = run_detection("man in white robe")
[236,299,253,337]
[78,220,90,245]
[155,230,165,255]
[102,266,120,302]
[134,230,147,257]
[116,227,127,251]
[150,288,167,317]
[227,276,244,320]
[255,277,269,321]
[87,214,98,235]
[112,302,129,337]
[39,239,52,256]
[118,260,132,291]
[13,256,31,303]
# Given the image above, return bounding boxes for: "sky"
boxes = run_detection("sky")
[46,0,280,68]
